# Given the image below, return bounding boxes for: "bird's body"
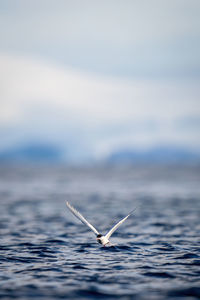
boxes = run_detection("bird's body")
[96,234,110,246]
[66,201,135,246]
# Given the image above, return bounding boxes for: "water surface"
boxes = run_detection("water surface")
[0,165,200,299]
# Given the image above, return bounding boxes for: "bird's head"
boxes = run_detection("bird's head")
[96,234,102,244]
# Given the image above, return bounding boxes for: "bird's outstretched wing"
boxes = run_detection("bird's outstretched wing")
[105,208,136,240]
[66,201,100,236]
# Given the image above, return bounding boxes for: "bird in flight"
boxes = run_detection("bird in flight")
[66,201,135,246]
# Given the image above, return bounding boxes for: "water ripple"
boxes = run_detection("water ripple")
[0,165,200,299]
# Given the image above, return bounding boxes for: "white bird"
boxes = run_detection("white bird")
[66,201,135,246]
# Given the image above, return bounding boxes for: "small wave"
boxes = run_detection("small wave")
[30,250,55,258]
[72,264,88,270]
[0,255,41,263]
[143,271,175,278]
[100,245,123,252]
[175,253,199,259]
[190,259,200,266]
[168,286,200,298]
[76,287,118,298]
[100,244,134,252]
[154,246,176,252]
[45,239,67,245]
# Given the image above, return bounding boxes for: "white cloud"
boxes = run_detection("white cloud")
[0,53,200,158]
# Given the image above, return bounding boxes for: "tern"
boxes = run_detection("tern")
[66,201,135,246]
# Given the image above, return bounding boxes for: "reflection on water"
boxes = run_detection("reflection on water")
[0,165,200,299]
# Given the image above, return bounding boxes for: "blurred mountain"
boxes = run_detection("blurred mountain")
[107,146,200,164]
[0,143,200,165]
[0,144,61,163]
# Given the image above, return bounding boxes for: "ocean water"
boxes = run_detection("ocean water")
[0,164,200,299]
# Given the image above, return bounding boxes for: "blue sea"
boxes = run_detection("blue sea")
[0,164,200,299]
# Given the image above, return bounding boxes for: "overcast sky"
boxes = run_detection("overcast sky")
[0,1,200,161]
[0,0,200,77]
